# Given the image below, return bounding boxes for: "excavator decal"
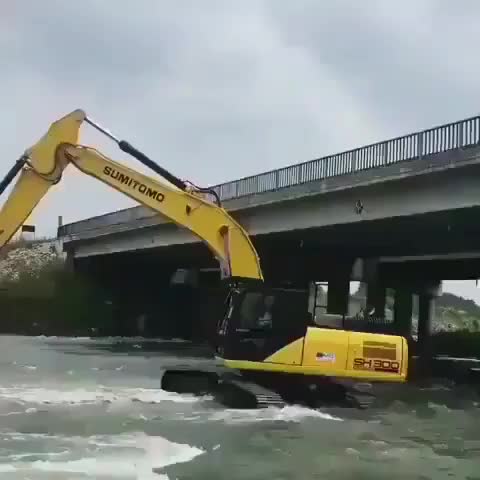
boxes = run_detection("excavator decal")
[353,358,401,373]
[102,165,165,202]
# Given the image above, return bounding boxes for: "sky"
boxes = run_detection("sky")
[2,0,480,301]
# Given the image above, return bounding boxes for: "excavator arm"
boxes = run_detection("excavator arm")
[0,109,263,283]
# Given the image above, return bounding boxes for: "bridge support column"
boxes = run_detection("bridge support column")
[418,295,434,364]
[64,251,75,273]
[416,281,442,376]
[352,257,386,316]
[364,259,384,314]
[393,289,413,337]
[327,262,353,315]
[367,283,386,317]
[167,268,201,340]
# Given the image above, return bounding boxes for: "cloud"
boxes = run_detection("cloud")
[266,0,480,131]
[1,0,480,240]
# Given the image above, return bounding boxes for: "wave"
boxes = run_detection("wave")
[0,431,205,479]
[0,384,208,406]
[207,404,343,423]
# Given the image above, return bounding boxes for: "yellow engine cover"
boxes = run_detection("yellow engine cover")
[221,327,408,383]
[300,327,408,382]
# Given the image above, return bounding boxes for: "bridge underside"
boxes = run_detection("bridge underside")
[68,205,480,354]
[71,205,480,279]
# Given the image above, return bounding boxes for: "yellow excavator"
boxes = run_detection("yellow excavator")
[0,109,409,409]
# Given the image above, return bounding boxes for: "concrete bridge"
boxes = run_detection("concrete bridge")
[60,114,480,263]
[57,114,480,356]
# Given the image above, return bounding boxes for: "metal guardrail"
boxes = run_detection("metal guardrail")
[212,115,480,201]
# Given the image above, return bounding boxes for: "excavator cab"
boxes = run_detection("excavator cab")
[214,282,408,378]
[215,285,312,363]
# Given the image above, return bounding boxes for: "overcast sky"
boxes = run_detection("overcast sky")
[2,1,480,301]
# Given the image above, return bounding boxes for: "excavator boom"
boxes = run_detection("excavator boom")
[0,109,262,283]
[0,110,84,247]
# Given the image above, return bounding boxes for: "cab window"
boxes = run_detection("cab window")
[239,292,275,329]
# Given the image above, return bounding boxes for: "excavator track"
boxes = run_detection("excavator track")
[337,380,377,409]
[216,377,286,409]
[161,366,286,409]
[161,366,223,396]
[344,389,376,409]
[161,366,378,410]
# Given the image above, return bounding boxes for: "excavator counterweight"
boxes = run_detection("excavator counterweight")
[0,109,409,410]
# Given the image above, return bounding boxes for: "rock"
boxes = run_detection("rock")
[0,241,61,283]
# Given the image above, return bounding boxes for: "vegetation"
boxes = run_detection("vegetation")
[435,293,480,332]
[0,239,114,336]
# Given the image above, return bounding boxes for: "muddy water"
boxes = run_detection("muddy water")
[0,335,478,479]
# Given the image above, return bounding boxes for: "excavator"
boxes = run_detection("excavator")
[0,109,409,409]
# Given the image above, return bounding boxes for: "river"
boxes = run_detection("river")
[0,335,478,479]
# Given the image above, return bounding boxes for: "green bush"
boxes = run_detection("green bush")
[0,252,114,336]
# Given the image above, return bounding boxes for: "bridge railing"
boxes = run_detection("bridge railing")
[213,115,480,201]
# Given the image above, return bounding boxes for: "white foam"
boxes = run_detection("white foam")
[34,335,90,341]
[0,410,23,417]
[2,432,204,479]
[207,404,343,424]
[0,464,15,472]
[0,385,206,406]
[21,364,37,370]
[8,449,70,461]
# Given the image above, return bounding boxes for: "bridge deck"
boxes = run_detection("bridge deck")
[58,114,480,244]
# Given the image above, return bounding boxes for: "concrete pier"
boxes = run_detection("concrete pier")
[394,289,413,337]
